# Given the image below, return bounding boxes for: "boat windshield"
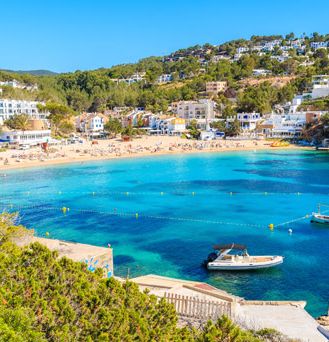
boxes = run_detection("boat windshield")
[219,248,248,256]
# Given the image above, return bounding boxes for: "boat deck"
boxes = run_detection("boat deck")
[221,255,274,263]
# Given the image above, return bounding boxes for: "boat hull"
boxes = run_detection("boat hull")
[207,256,283,271]
[311,213,329,224]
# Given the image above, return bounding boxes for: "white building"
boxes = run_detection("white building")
[0,129,51,145]
[311,75,329,99]
[310,41,328,49]
[270,55,289,63]
[117,72,146,85]
[288,95,304,113]
[157,74,173,83]
[0,99,47,124]
[175,99,216,129]
[251,45,263,52]
[236,47,249,54]
[0,79,38,91]
[149,117,186,135]
[252,69,272,76]
[200,129,225,140]
[261,40,282,52]
[237,113,261,131]
[233,53,243,61]
[258,112,323,138]
[0,80,21,88]
[211,55,231,63]
[76,113,107,133]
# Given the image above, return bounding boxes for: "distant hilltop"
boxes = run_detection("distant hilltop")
[0,69,58,76]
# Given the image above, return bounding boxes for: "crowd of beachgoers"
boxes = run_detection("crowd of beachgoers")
[0,135,299,171]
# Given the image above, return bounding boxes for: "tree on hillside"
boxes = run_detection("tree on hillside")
[4,114,30,131]
[210,120,226,132]
[226,118,241,137]
[237,82,279,114]
[104,117,123,137]
[321,113,329,126]
[38,102,74,136]
[121,124,137,138]
[66,89,91,112]
[237,55,256,78]
[222,105,237,118]
[187,119,200,139]
[285,32,295,40]
[0,212,33,244]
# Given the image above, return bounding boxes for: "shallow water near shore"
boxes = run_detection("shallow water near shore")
[1,150,329,317]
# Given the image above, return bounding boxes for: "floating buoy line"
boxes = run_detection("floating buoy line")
[0,189,324,202]
[1,202,325,232]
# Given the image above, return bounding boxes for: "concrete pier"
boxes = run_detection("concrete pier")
[20,236,114,276]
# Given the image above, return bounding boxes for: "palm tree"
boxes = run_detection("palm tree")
[14,114,30,131]
[4,114,30,131]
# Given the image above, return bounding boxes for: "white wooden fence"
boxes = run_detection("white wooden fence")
[163,292,231,320]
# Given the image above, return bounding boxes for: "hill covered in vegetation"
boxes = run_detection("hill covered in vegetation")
[0,32,328,116]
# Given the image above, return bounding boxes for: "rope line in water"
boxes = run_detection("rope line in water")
[2,202,322,230]
[0,190,319,199]
[1,203,264,228]
[276,208,329,227]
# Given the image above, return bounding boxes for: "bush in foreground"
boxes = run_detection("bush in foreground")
[0,213,287,341]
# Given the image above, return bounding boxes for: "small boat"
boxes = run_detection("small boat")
[311,204,329,225]
[205,244,284,271]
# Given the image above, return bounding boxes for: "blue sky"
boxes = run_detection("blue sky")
[2,0,329,72]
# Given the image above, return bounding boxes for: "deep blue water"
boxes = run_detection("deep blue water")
[1,150,329,317]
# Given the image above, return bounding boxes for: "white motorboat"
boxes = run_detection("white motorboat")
[311,204,329,224]
[206,244,283,271]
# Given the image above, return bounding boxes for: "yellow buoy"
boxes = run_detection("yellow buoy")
[135,213,139,219]
[62,207,67,214]
[45,232,50,236]
[268,223,274,230]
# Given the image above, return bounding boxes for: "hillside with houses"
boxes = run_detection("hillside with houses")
[0,32,329,148]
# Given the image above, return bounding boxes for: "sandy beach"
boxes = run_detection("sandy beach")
[0,136,309,171]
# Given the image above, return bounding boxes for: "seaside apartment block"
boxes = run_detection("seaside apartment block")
[174,99,216,129]
[0,99,47,124]
[206,81,227,94]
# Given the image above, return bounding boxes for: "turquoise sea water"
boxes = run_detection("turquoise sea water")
[1,150,329,317]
